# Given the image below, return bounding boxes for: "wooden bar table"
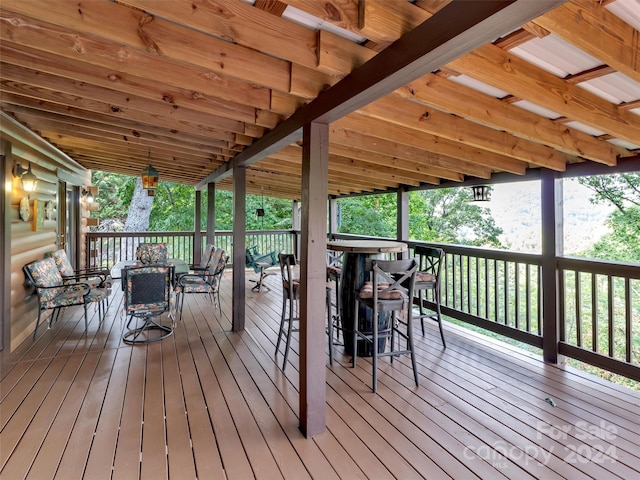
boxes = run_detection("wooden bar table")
[327,239,408,356]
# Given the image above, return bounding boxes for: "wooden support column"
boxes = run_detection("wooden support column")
[232,166,246,332]
[328,196,338,239]
[397,188,409,259]
[193,189,202,267]
[300,121,328,438]
[1,140,11,351]
[541,169,563,364]
[292,199,301,259]
[206,182,216,246]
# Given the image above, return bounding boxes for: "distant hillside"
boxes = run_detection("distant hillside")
[486,179,614,254]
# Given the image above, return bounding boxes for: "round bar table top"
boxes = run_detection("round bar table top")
[327,239,407,254]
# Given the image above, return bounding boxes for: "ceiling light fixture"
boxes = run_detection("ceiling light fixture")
[471,185,490,202]
[141,150,159,196]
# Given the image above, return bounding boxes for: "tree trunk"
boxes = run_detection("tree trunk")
[124,177,154,231]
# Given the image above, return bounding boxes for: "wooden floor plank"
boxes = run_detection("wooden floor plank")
[1,353,85,479]
[1,358,52,429]
[82,346,133,480]
[111,346,146,480]
[160,336,198,480]
[26,351,104,479]
[1,274,638,480]
[179,311,256,479]
[413,326,640,477]
[55,347,121,480]
[140,342,168,479]
[0,355,69,468]
[170,322,226,478]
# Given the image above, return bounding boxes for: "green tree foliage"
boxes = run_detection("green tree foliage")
[337,194,397,237]
[409,188,502,246]
[337,188,503,246]
[91,171,135,223]
[579,173,640,262]
[205,190,293,231]
[92,172,294,232]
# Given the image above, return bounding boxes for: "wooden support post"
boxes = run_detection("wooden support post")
[206,183,216,246]
[300,121,328,437]
[1,140,11,351]
[193,189,202,267]
[292,199,301,259]
[328,196,338,238]
[397,188,409,259]
[541,169,563,364]
[232,166,246,332]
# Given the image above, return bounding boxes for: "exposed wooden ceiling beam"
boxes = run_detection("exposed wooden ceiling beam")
[197,0,566,189]
[359,96,570,171]
[532,0,640,83]
[399,72,620,164]
[448,43,640,144]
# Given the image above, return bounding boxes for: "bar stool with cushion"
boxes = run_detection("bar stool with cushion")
[353,258,419,393]
[413,245,446,347]
[275,253,341,370]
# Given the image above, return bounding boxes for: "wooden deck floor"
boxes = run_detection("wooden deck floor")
[2,272,639,479]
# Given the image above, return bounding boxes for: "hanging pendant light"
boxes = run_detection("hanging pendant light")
[141,149,159,196]
[256,186,265,218]
[471,185,490,202]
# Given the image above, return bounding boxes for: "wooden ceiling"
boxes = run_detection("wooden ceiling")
[1,0,639,200]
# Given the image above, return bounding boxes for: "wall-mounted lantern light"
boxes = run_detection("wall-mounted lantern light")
[12,161,38,192]
[82,187,94,204]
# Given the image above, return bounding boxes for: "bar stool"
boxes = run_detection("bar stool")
[326,249,343,345]
[353,258,419,393]
[275,253,343,370]
[413,245,446,347]
[275,253,299,371]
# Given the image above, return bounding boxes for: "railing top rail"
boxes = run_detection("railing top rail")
[559,256,640,278]
[87,229,297,238]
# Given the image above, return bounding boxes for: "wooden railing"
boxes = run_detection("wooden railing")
[87,230,638,380]
[330,233,639,380]
[558,257,640,377]
[85,230,298,269]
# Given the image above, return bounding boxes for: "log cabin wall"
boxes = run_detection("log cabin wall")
[2,111,91,351]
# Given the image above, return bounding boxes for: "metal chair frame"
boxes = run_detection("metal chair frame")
[413,245,446,347]
[122,264,174,344]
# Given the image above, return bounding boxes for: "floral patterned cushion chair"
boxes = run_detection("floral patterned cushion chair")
[46,249,112,291]
[122,264,174,344]
[175,248,228,320]
[23,257,108,339]
[135,242,169,265]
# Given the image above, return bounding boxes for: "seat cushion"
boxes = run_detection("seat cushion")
[415,271,436,283]
[136,243,169,264]
[27,258,66,304]
[327,265,342,277]
[359,281,404,300]
[47,249,75,276]
[282,279,300,293]
[44,288,87,309]
[177,276,212,294]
